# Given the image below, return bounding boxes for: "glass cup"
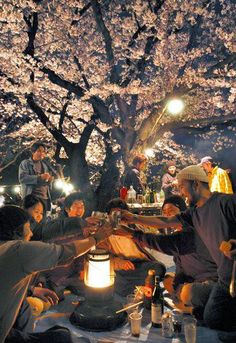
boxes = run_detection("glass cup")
[125,294,139,317]
[172,310,183,336]
[183,316,197,343]
[129,312,142,337]
[91,211,108,227]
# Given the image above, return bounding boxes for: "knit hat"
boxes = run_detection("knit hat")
[166,160,176,168]
[162,195,187,212]
[177,165,209,183]
[200,156,213,164]
[0,205,30,240]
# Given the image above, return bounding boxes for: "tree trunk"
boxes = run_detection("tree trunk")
[68,145,97,214]
[96,151,121,211]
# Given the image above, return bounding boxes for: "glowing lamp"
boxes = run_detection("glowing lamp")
[167,98,184,115]
[70,249,126,331]
[54,179,64,189]
[63,182,74,195]
[84,250,112,288]
[145,148,155,158]
[13,186,21,194]
[0,195,5,207]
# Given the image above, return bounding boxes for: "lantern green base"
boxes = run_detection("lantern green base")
[70,298,127,331]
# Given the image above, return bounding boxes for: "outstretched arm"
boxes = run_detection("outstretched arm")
[120,210,181,229]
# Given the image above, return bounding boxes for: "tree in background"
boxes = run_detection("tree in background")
[0,0,236,209]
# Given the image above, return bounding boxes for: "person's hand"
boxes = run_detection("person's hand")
[222,239,236,260]
[114,257,135,271]
[93,222,113,243]
[86,216,101,225]
[40,173,51,182]
[48,174,54,182]
[32,287,59,306]
[83,225,98,237]
[172,179,178,186]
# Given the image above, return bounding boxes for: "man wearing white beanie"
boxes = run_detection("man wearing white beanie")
[120,165,236,332]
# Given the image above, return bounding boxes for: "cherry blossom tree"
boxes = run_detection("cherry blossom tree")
[0,0,236,209]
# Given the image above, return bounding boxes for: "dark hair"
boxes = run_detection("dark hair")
[23,194,45,211]
[0,205,30,240]
[64,192,84,209]
[132,154,147,166]
[162,195,187,212]
[31,141,46,153]
[105,198,129,214]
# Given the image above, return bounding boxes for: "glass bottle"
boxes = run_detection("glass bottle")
[151,276,164,327]
[144,269,156,310]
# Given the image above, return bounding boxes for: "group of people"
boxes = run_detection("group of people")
[0,141,236,341]
[120,164,236,334]
[161,155,233,198]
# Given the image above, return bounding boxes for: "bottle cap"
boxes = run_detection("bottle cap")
[148,269,156,276]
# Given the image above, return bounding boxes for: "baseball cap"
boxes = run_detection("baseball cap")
[200,156,213,164]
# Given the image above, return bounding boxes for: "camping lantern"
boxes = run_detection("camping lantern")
[70,249,127,331]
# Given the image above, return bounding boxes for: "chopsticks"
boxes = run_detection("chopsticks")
[116,301,143,314]
[230,260,236,297]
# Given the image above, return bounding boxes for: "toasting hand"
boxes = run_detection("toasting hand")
[220,239,236,260]
[93,222,114,244]
[118,210,137,224]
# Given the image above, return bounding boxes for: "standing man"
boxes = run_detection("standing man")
[200,156,233,194]
[120,165,236,331]
[19,142,57,212]
[124,154,147,194]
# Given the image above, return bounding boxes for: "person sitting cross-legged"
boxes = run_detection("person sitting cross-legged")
[161,196,218,316]
[114,195,218,317]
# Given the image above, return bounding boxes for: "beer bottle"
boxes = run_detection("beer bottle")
[150,188,155,203]
[145,187,151,204]
[151,276,164,327]
[144,269,156,310]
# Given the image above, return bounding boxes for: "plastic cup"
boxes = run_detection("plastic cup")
[172,310,183,335]
[125,294,139,317]
[129,312,142,337]
[184,316,197,343]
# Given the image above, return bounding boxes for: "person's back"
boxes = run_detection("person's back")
[0,239,67,341]
[209,166,233,194]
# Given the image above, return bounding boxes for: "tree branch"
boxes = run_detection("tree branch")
[91,0,119,84]
[23,12,38,57]
[40,65,112,124]
[26,93,71,149]
[41,66,85,97]
[74,56,90,90]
